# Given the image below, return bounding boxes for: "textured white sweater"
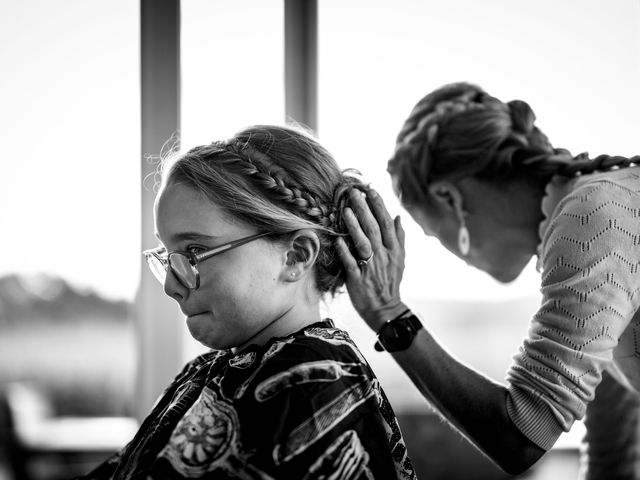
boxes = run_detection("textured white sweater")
[506,165,640,450]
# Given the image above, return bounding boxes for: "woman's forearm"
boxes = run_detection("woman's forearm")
[390,328,545,475]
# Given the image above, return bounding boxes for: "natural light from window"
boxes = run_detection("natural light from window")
[2,0,639,310]
[0,0,140,302]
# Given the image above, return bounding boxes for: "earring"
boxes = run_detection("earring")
[458,221,470,256]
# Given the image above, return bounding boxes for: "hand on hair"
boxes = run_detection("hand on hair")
[335,188,408,331]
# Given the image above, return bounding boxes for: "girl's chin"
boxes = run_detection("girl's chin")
[186,313,222,349]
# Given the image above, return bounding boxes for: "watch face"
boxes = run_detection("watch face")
[378,315,421,352]
[387,322,412,345]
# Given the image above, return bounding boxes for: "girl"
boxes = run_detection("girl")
[78,125,416,480]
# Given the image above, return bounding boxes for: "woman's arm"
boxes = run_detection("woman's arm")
[335,189,545,475]
[391,327,545,474]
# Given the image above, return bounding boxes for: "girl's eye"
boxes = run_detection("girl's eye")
[186,245,206,254]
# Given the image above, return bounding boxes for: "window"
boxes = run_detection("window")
[181,0,285,148]
[0,0,139,418]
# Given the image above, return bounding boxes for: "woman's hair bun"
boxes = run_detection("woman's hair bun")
[507,99,536,135]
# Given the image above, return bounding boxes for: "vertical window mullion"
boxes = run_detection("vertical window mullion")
[137,0,183,421]
[284,0,318,132]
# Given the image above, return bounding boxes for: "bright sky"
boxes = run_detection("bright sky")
[0,0,140,300]
[1,0,639,303]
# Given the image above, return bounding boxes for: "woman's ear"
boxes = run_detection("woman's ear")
[283,229,320,282]
[427,180,465,217]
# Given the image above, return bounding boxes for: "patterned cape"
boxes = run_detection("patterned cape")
[77,319,417,480]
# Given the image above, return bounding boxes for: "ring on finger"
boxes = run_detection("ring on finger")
[357,251,374,268]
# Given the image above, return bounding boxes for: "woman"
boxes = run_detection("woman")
[77,126,416,479]
[336,82,640,478]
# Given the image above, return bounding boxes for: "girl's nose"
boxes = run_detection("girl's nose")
[163,268,188,302]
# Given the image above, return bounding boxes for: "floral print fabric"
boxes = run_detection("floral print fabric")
[76,320,416,480]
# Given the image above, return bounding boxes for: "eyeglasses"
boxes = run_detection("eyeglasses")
[143,232,270,290]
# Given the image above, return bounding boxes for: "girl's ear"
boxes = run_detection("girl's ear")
[283,229,320,282]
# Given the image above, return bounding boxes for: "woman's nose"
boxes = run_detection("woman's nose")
[163,269,188,301]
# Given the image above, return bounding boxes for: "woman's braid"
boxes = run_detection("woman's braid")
[498,95,639,178]
[389,84,504,203]
[532,151,640,178]
[391,82,639,201]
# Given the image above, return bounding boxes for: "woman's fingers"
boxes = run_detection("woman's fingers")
[343,188,404,260]
[366,189,398,250]
[336,188,408,330]
[343,207,373,260]
[335,236,360,277]
[395,215,405,252]
[349,189,382,251]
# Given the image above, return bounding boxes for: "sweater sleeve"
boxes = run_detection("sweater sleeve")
[506,178,640,450]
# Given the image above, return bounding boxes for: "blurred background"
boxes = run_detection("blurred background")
[1,0,638,478]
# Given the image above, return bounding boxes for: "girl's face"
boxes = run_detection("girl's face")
[153,182,294,350]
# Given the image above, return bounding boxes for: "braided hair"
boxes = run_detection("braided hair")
[389,82,639,206]
[161,125,366,295]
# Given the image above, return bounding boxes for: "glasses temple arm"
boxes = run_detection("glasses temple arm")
[196,232,271,262]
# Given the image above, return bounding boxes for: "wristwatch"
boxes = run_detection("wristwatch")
[374,311,423,352]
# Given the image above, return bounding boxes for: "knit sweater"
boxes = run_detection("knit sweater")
[505,165,640,451]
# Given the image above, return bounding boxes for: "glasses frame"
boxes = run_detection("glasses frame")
[143,231,271,290]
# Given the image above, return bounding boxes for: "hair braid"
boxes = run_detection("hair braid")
[501,100,639,178]
[390,82,639,207]
[556,153,639,177]
[513,148,639,178]
[389,83,511,204]
[223,139,336,229]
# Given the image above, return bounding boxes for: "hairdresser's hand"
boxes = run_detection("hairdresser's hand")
[336,188,408,332]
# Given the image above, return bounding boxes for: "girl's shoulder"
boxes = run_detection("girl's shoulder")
[219,320,374,403]
[262,319,366,365]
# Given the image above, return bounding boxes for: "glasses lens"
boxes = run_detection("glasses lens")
[169,253,198,289]
[145,254,167,285]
